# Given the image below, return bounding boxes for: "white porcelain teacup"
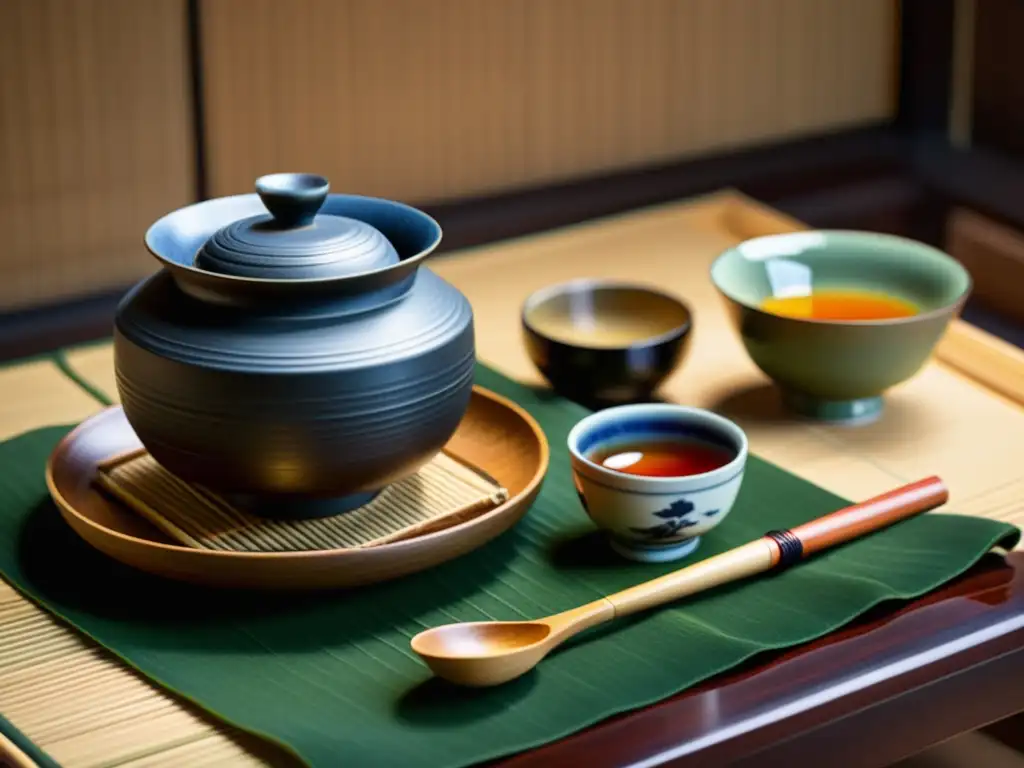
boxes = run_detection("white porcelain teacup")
[567,404,749,563]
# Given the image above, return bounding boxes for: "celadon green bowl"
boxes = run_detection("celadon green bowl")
[710,230,972,425]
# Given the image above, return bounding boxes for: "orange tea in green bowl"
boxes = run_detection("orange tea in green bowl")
[710,231,972,425]
[759,289,918,320]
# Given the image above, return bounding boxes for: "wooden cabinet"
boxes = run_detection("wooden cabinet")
[947,207,1024,326]
[973,0,1024,160]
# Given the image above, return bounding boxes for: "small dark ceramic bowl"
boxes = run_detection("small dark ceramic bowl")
[522,280,693,407]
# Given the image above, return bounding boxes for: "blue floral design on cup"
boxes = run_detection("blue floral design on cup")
[629,497,720,540]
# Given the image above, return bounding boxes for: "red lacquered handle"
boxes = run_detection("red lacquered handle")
[765,476,949,567]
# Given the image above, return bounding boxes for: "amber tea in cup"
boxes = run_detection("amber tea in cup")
[760,289,918,321]
[589,436,734,478]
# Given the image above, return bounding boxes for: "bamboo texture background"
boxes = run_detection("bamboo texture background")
[0,0,195,312]
[0,0,895,313]
[200,0,896,201]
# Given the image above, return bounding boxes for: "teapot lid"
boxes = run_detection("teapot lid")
[195,173,399,279]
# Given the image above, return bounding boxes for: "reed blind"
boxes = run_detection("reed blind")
[0,0,195,313]
[200,0,896,202]
[0,0,896,313]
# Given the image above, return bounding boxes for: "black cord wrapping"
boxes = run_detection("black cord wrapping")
[765,529,804,569]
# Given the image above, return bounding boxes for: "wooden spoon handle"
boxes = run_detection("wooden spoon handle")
[605,538,776,617]
[605,476,948,619]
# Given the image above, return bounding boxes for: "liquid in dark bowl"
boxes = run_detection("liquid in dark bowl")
[521,280,693,408]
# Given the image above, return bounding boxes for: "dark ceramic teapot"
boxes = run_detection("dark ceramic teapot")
[114,173,475,518]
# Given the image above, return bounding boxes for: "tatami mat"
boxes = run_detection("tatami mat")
[0,360,102,441]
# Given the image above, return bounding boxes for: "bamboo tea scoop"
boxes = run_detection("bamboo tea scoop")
[411,476,948,687]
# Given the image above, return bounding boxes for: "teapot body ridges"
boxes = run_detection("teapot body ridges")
[112,175,476,515]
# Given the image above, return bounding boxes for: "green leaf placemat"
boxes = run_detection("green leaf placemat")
[0,364,1018,768]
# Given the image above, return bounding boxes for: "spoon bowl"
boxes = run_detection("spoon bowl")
[411,620,558,687]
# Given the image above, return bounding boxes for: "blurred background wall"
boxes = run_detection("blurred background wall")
[0,0,895,314]
[201,0,894,200]
[0,0,194,312]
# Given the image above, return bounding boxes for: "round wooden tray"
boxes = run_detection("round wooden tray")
[45,385,549,590]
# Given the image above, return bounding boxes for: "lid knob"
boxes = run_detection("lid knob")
[193,173,401,279]
[255,173,329,228]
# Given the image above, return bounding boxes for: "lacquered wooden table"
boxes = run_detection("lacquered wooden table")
[3,192,1024,767]
[497,554,1024,767]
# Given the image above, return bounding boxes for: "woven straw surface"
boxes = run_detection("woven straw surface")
[96,449,508,553]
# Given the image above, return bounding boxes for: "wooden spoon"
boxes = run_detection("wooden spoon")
[411,476,949,687]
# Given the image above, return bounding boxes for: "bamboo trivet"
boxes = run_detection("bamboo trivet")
[6,191,1024,767]
[94,449,509,553]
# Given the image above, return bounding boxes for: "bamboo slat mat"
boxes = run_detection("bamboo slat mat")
[97,449,507,552]
[4,190,1024,767]
[0,361,103,443]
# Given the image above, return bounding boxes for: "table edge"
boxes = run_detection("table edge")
[495,550,1024,767]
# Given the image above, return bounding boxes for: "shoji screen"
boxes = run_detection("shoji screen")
[0,0,195,311]
[199,0,896,203]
